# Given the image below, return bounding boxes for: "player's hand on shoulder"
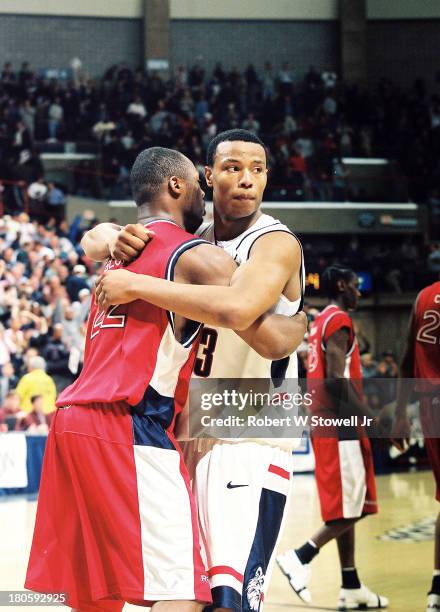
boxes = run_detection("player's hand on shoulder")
[292,310,308,331]
[95,269,139,310]
[110,223,154,263]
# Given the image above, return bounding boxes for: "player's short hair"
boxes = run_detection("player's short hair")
[130,147,194,206]
[321,265,356,298]
[206,129,267,166]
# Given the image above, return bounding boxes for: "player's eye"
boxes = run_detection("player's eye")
[254,167,263,173]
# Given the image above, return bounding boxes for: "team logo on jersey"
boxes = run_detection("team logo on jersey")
[227,481,249,489]
[246,566,265,611]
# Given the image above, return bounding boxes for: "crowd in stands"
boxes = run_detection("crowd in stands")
[0,61,438,429]
[0,211,98,430]
[303,234,439,294]
[1,60,440,208]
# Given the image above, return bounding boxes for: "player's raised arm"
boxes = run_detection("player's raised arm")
[81,222,153,263]
[96,232,300,331]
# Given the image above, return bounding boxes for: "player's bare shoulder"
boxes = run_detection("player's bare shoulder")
[248,231,301,266]
[175,242,237,287]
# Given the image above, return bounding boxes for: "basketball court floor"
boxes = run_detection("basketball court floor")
[0,470,436,611]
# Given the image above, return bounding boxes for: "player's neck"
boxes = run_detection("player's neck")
[329,298,346,311]
[213,208,262,240]
[137,202,184,229]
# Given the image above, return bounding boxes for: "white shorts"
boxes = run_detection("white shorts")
[187,440,292,612]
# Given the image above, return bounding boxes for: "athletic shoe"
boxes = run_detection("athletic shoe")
[337,583,389,609]
[276,549,312,603]
[427,593,440,610]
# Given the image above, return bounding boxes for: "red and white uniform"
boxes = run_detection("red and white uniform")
[412,282,440,501]
[25,220,212,611]
[307,304,378,521]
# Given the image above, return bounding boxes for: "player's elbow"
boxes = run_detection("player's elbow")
[217,303,255,331]
[80,233,100,261]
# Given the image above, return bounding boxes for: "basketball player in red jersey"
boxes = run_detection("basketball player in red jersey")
[395,280,440,612]
[82,130,307,612]
[277,265,388,610]
[25,147,306,612]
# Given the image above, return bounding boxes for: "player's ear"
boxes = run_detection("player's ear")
[205,166,213,188]
[169,175,184,198]
[336,279,345,293]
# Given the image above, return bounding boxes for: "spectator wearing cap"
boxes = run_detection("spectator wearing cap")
[66,264,89,302]
[15,355,56,414]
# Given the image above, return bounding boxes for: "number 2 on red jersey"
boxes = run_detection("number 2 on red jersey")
[90,305,126,340]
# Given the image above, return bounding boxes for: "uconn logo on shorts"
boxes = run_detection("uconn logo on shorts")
[246,566,265,611]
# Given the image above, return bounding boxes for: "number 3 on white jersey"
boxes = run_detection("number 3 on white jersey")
[90,305,126,340]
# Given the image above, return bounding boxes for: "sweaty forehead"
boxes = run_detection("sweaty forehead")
[215,140,266,164]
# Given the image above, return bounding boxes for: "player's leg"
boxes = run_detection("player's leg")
[151,601,205,611]
[426,512,440,611]
[277,436,386,606]
[424,438,440,611]
[276,517,357,604]
[194,441,292,612]
[336,524,361,589]
[71,598,124,612]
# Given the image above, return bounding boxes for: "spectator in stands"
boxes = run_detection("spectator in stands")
[0,391,24,431]
[15,355,56,414]
[66,264,90,302]
[428,243,440,273]
[41,324,72,391]
[241,112,260,134]
[0,361,19,405]
[27,178,47,221]
[46,182,66,224]
[47,97,64,141]
[15,394,53,432]
[126,95,147,120]
[321,67,337,90]
[361,353,378,379]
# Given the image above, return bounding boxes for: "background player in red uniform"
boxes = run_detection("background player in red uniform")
[277,265,388,610]
[26,146,306,612]
[395,280,440,612]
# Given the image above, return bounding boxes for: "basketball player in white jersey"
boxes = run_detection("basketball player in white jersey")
[87,130,305,611]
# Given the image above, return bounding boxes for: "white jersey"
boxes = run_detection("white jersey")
[195,213,305,380]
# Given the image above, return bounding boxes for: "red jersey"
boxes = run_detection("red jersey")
[58,220,206,420]
[307,304,363,413]
[413,281,440,379]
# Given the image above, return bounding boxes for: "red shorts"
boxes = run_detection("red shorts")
[425,438,440,502]
[25,403,211,610]
[311,436,378,522]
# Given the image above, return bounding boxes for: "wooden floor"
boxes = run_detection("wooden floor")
[0,471,436,611]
